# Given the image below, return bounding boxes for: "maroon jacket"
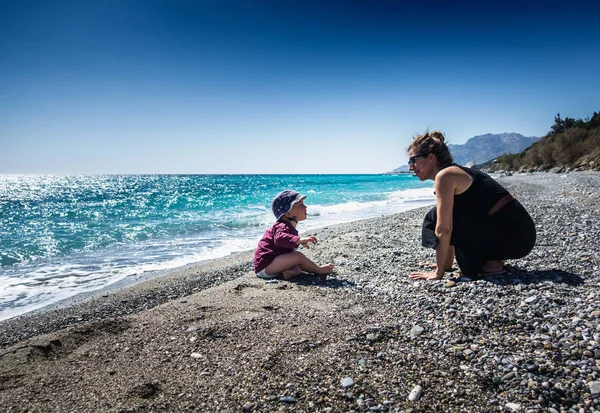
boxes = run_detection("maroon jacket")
[254,222,299,273]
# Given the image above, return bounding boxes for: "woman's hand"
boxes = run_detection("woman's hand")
[409,271,443,280]
[298,236,318,249]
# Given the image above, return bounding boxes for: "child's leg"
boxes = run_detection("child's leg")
[264,251,334,279]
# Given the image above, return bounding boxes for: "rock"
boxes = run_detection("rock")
[279,396,297,403]
[505,402,521,411]
[502,372,516,381]
[408,385,422,402]
[366,333,378,341]
[410,326,424,338]
[483,297,495,305]
[589,381,600,395]
[341,377,355,388]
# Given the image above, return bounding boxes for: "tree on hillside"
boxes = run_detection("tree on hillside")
[551,113,564,134]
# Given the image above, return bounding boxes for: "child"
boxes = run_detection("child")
[254,190,335,280]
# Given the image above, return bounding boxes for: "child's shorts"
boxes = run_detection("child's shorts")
[256,269,280,280]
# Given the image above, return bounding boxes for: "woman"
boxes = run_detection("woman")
[408,131,536,280]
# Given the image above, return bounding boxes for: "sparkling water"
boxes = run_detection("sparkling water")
[0,174,434,320]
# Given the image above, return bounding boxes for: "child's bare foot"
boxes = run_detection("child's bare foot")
[315,263,334,275]
[282,265,302,280]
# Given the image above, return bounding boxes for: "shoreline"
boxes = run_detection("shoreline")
[0,178,437,324]
[1,171,599,412]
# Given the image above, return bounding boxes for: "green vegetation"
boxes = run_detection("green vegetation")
[489,112,600,172]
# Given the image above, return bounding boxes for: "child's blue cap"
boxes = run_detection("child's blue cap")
[272,190,306,221]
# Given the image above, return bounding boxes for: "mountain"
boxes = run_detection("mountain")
[448,133,539,165]
[389,133,539,172]
[391,164,410,173]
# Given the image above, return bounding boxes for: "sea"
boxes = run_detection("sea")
[0,174,434,321]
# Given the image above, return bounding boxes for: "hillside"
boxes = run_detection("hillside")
[488,112,600,172]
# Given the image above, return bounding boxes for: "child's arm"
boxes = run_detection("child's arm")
[297,236,318,249]
[273,229,300,249]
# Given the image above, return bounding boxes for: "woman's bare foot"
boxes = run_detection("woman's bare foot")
[481,260,505,273]
[315,263,334,275]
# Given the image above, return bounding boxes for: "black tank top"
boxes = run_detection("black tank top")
[452,164,510,216]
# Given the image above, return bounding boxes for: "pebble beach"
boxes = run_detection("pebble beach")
[1,171,599,412]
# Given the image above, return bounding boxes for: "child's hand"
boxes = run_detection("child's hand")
[298,236,318,249]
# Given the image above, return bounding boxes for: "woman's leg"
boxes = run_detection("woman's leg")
[489,200,536,260]
[452,200,536,277]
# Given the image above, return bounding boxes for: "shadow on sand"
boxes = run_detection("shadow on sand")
[286,273,356,289]
[484,267,584,286]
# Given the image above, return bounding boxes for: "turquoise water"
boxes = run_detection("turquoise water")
[0,174,434,320]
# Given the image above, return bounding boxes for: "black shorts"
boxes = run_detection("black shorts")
[422,200,536,277]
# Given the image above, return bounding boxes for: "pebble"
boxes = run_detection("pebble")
[279,396,297,403]
[589,381,600,395]
[410,326,424,337]
[505,402,521,411]
[341,378,355,388]
[408,385,422,402]
[503,372,516,381]
[366,333,378,341]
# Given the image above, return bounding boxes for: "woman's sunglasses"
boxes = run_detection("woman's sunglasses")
[408,153,428,166]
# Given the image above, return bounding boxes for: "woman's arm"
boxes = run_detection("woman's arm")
[409,169,459,280]
[433,172,456,278]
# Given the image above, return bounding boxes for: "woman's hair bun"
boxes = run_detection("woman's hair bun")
[429,130,445,143]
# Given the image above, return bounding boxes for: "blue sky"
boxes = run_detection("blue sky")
[2,0,599,174]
